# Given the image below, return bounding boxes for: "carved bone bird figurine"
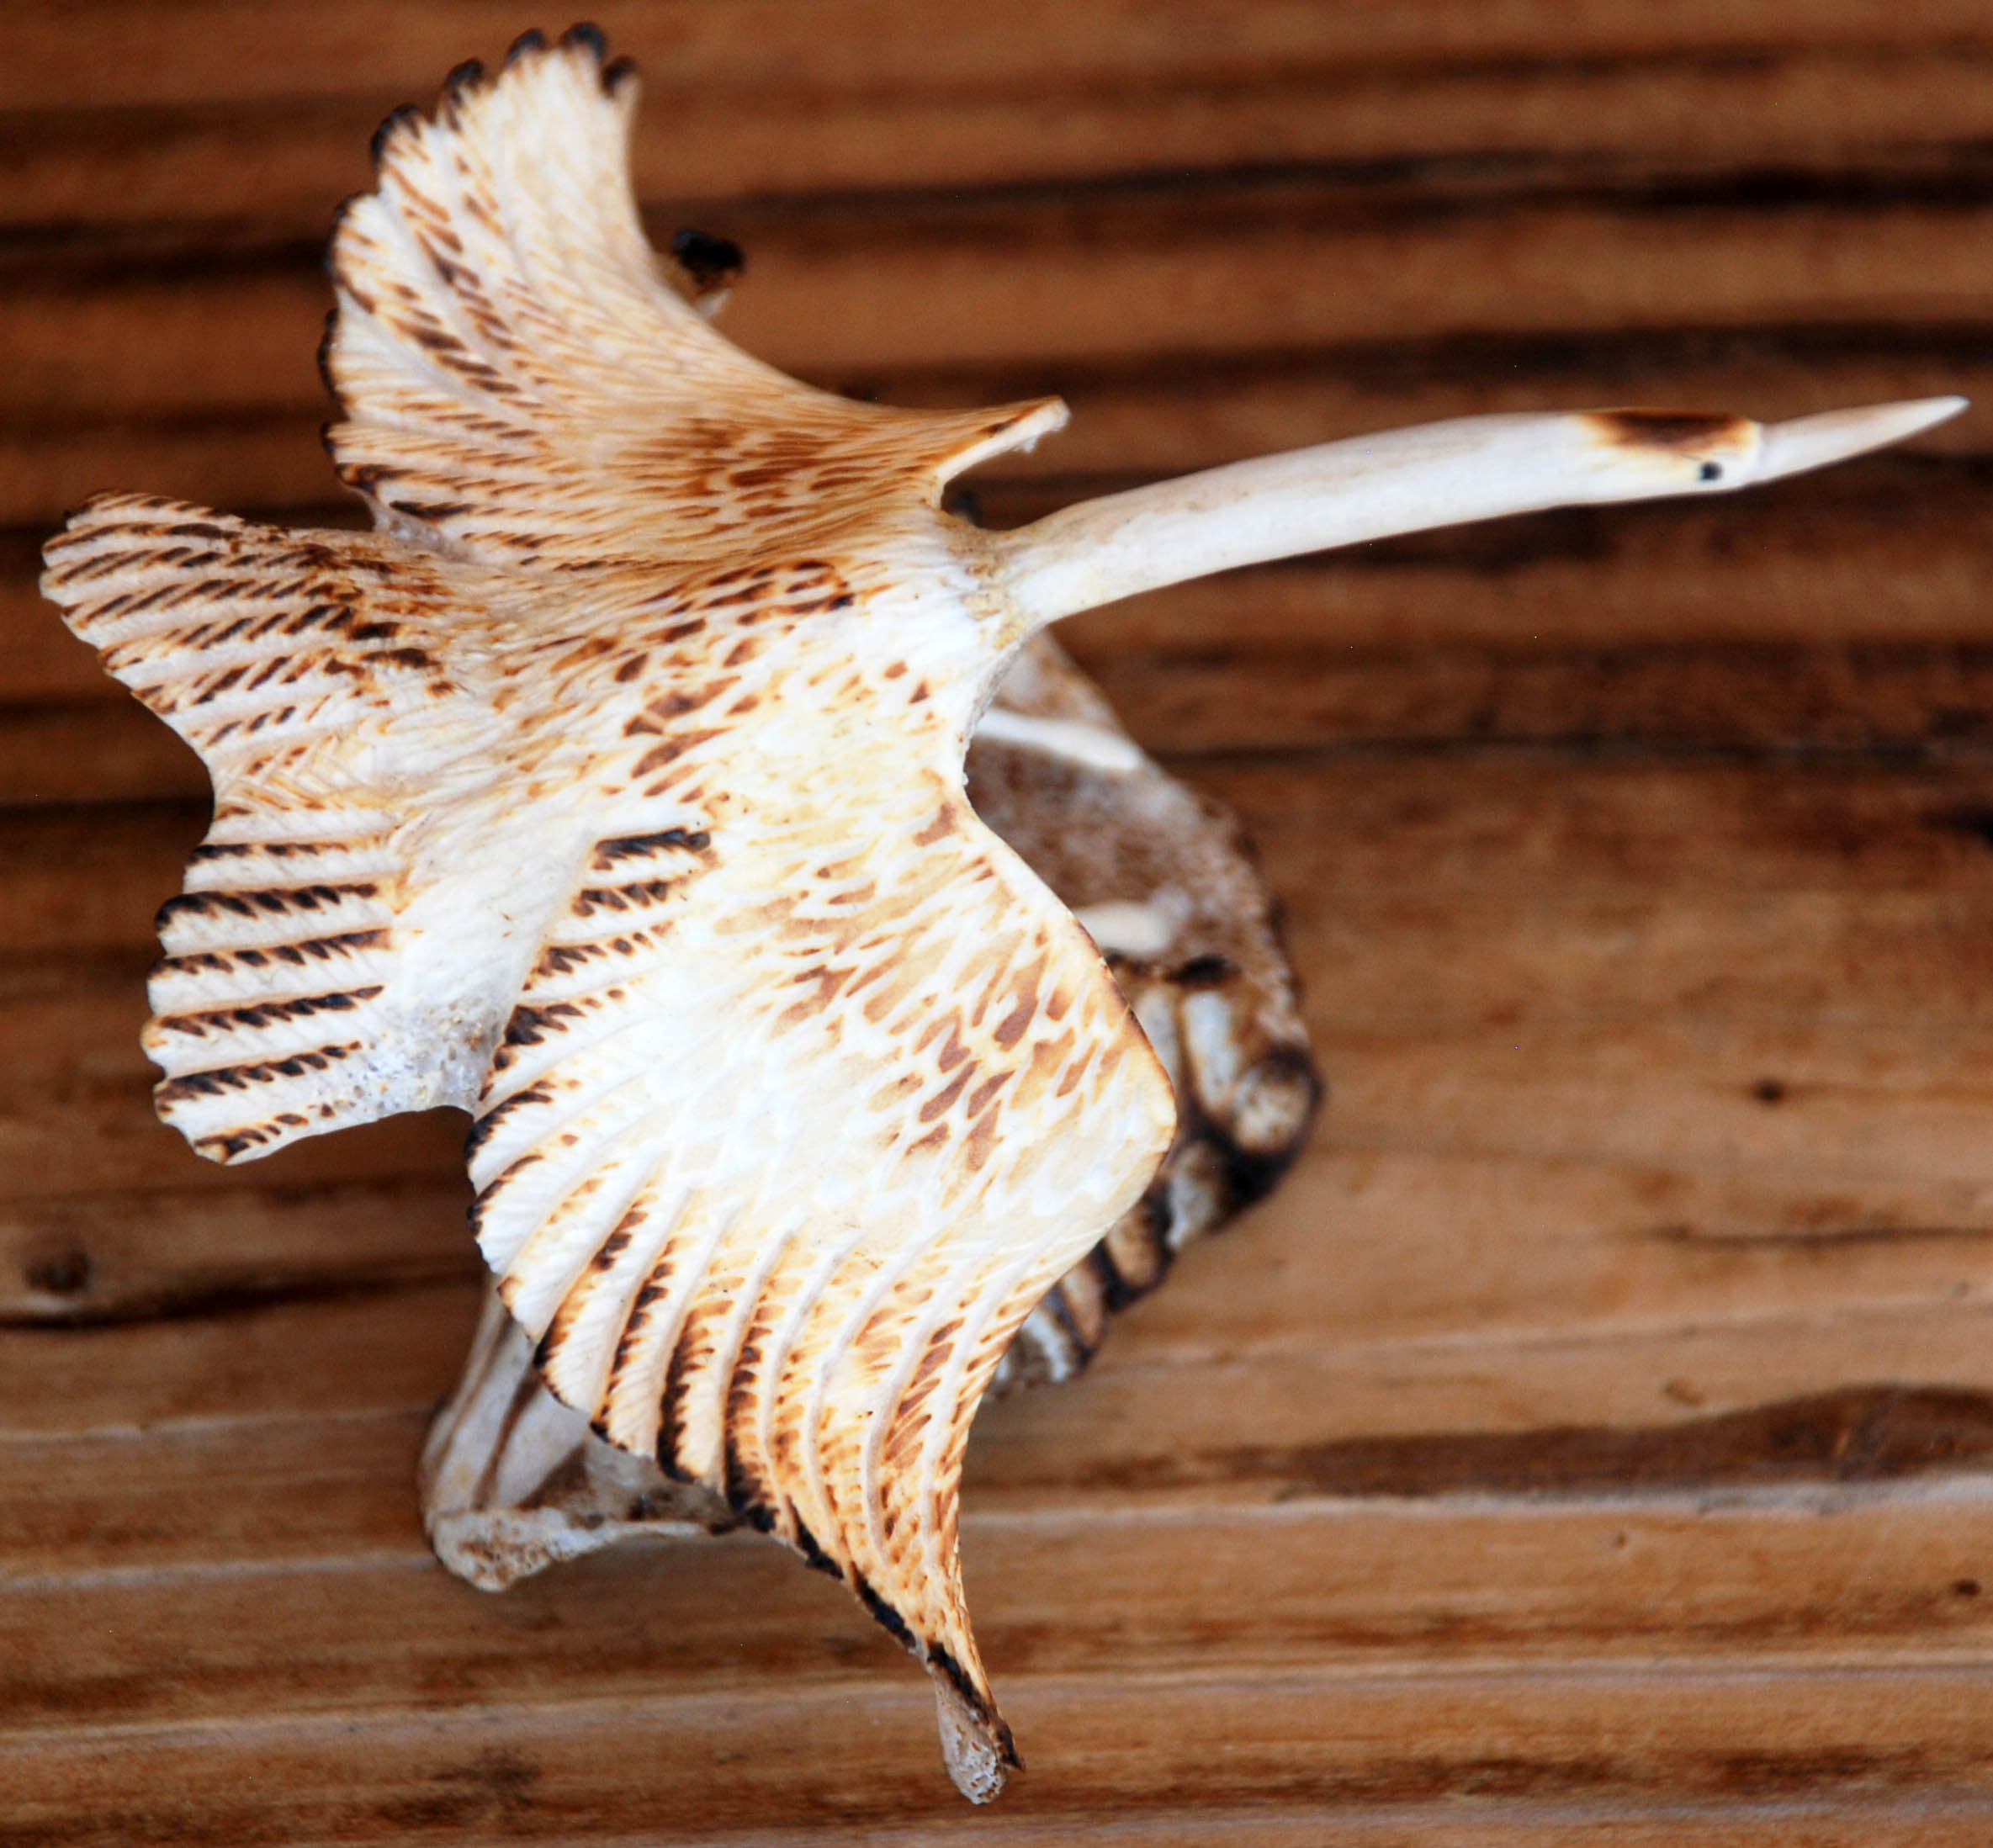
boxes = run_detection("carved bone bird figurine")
[40,24,1965,1803]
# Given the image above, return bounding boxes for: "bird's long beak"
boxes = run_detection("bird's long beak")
[1753,398,1966,481]
[991,395,1968,632]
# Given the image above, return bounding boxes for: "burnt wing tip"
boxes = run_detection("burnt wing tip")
[443,58,487,105]
[854,1575,916,1650]
[1587,409,1752,453]
[560,21,610,61]
[368,103,423,170]
[506,27,549,66]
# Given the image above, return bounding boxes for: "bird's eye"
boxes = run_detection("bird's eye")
[1699,461,1722,482]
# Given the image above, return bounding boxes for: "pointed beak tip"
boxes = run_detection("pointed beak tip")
[1881,392,1971,435]
[1756,394,1970,483]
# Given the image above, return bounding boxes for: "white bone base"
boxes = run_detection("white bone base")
[50,30,1957,1802]
[421,1285,734,1592]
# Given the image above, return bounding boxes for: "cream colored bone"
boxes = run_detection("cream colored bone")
[38,20,1966,1805]
[990,399,1965,630]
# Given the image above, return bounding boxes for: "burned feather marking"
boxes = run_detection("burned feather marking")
[592,828,711,866]
[40,35,1188,1800]
[530,940,612,980]
[155,1040,362,1107]
[501,1003,586,1047]
[991,987,1037,1049]
[589,1221,638,1274]
[151,987,385,1039]
[573,879,676,916]
[1588,409,1749,453]
[464,1082,554,1161]
[156,925,389,973]
[632,728,724,779]
[156,883,379,928]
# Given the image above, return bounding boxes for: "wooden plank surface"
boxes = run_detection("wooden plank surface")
[6,2,1993,1840]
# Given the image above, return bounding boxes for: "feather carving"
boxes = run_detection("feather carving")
[40,24,1964,1802]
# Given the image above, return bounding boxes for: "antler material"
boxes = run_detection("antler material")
[40,24,1964,1802]
[993,400,1966,630]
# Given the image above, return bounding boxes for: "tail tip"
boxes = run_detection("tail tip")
[933,1675,1019,1803]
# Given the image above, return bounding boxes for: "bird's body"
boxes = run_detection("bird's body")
[47,449,1170,1801]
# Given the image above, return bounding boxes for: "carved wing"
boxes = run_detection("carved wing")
[469,759,1173,1786]
[323,25,1063,573]
[44,30,1181,1799]
[39,495,530,1158]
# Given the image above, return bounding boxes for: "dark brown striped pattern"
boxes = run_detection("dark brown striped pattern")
[13,3,1993,1838]
[39,495,485,1158]
[39,32,1185,1795]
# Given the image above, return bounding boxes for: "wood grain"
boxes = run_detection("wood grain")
[7,182,1991,427]
[7,1,1993,1840]
[13,1,1993,114]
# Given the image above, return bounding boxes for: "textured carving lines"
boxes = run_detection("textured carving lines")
[325,33,1064,575]
[41,497,480,1158]
[45,30,1179,1791]
[458,763,1169,1731]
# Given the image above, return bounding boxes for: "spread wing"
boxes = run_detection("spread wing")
[469,763,1173,1789]
[44,29,1179,1800]
[46,494,1178,1794]
[323,24,1063,573]
[39,495,531,1159]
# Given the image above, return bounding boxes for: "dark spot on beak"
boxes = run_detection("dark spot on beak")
[1588,409,1749,453]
